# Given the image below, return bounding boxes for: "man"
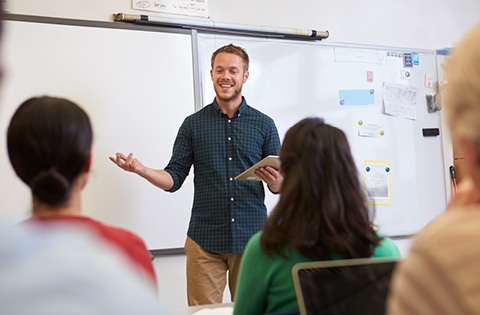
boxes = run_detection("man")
[110,43,282,305]
[387,23,480,315]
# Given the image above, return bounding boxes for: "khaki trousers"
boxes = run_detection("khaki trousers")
[184,237,243,306]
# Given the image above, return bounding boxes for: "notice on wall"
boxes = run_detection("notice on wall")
[383,82,418,120]
[364,160,392,205]
[132,0,209,18]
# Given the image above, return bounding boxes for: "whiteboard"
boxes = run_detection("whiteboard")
[0,17,195,250]
[196,33,447,237]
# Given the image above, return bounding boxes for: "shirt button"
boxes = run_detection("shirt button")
[228,120,231,123]
[230,197,234,201]
[228,137,231,141]
[228,157,232,161]
[231,218,235,222]
[230,177,233,181]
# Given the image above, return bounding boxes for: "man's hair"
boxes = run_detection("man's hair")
[444,23,480,141]
[210,43,250,71]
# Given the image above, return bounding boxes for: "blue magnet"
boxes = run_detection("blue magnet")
[370,89,375,94]
[385,167,390,172]
[366,166,371,172]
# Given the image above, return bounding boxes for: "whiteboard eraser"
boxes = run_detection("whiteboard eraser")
[422,128,439,137]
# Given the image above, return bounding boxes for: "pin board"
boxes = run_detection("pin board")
[196,33,447,237]
[0,16,195,251]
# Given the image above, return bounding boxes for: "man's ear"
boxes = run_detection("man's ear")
[243,70,249,83]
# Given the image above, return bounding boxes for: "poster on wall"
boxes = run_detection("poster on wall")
[364,160,392,206]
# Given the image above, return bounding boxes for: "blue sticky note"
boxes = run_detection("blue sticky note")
[412,52,419,65]
[437,48,452,55]
[339,89,375,106]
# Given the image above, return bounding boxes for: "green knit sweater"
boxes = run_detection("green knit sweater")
[233,231,401,315]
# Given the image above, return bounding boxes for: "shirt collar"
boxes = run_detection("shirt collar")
[212,97,247,117]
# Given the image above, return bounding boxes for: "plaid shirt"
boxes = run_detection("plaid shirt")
[165,97,280,253]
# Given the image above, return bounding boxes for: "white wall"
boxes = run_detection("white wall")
[7,0,480,50]
[5,0,477,310]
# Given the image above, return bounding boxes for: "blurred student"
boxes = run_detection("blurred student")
[6,96,157,288]
[0,10,166,313]
[233,117,400,315]
[0,224,171,315]
[387,23,480,315]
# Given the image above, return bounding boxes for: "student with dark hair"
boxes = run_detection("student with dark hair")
[233,118,400,315]
[7,96,157,288]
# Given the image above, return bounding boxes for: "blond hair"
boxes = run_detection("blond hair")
[444,23,480,141]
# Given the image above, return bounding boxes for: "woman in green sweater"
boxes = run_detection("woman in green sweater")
[233,118,400,315]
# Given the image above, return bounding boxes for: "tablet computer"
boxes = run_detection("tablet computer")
[234,155,280,181]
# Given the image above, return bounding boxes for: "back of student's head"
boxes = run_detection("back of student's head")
[262,117,380,260]
[7,96,92,206]
[444,23,480,142]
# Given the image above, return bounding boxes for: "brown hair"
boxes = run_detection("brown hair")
[261,118,381,260]
[210,43,249,71]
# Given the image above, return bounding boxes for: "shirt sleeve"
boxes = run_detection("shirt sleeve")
[263,117,281,157]
[165,116,194,192]
[387,245,462,315]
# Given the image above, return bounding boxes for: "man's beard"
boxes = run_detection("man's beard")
[214,85,242,103]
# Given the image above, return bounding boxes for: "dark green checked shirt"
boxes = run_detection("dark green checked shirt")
[164,97,281,253]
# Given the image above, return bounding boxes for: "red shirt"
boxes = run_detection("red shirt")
[25,216,157,287]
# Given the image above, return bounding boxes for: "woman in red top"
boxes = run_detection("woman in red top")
[7,96,157,288]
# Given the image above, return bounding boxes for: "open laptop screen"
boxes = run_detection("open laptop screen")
[292,258,399,315]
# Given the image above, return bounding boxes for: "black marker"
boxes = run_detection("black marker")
[450,165,458,193]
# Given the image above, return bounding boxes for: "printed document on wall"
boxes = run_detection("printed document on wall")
[132,0,209,18]
[364,160,392,206]
[383,82,418,120]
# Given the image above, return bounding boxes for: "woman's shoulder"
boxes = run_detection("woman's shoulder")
[372,234,401,258]
[244,231,263,252]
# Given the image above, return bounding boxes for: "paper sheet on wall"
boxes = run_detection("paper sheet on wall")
[334,47,387,64]
[383,82,418,120]
[131,0,209,18]
[338,89,375,106]
[364,160,392,205]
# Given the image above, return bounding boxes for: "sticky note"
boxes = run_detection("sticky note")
[403,53,413,67]
[412,52,419,65]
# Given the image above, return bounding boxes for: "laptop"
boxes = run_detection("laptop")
[292,258,399,315]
